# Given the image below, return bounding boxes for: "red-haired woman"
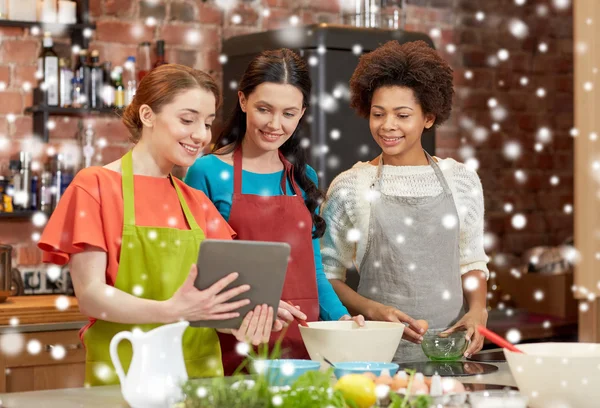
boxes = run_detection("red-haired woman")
[38,64,276,386]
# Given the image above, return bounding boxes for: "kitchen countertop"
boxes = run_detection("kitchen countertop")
[0,361,516,408]
[0,295,87,333]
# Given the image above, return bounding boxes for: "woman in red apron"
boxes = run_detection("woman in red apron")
[38,64,278,385]
[185,49,364,375]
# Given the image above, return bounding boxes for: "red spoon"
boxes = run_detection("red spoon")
[287,301,309,327]
[477,325,524,354]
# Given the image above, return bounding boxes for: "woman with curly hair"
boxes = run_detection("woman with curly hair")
[321,40,490,362]
[185,49,363,375]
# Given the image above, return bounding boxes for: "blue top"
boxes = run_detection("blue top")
[184,154,349,321]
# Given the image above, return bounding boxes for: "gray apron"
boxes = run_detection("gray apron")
[357,151,465,363]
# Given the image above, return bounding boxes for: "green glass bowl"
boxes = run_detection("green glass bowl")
[421,329,468,361]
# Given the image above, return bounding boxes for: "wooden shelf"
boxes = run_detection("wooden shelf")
[0,211,36,220]
[25,106,121,117]
[25,105,122,142]
[0,19,95,32]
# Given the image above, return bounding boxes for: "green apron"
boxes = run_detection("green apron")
[83,150,223,386]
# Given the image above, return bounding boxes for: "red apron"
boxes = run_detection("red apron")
[217,146,320,375]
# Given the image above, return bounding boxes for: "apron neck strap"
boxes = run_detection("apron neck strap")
[171,176,201,230]
[121,150,201,230]
[233,145,300,196]
[233,146,244,194]
[374,150,451,195]
[121,150,136,226]
[424,151,451,195]
[279,151,301,196]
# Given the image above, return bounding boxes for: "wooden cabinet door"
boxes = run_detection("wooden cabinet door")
[0,329,86,393]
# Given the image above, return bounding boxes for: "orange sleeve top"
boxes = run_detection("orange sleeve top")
[38,166,236,287]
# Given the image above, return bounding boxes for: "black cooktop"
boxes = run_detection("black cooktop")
[396,361,499,377]
[467,349,507,363]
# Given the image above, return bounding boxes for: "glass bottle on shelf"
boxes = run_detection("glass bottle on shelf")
[0,0,7,19]
[5,160,21,213]
[89,50,103,109]
[113,67,125,109]
[102,62,115,108]
[38,32,60,107]
[137,42,151,82]
[74,49,90,108]
[18,151,32,210]
[51,154,63,211]
[123,56,137,107]
[153,40,168,68]
[80,122,96,169]
[39,164,53,214]
[71,77,83,108]
[59,58,73,108]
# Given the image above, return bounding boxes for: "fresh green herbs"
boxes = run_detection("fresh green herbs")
[179,329,433,408]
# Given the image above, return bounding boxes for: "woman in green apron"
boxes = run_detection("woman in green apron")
[321,41,490,362]
[38,64,278,386]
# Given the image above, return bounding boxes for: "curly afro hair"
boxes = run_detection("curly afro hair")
[349,40,454,127]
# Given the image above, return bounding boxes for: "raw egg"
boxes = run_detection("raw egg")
[374,373,393,386]
[391,371,408,391]
[416,319,429,332]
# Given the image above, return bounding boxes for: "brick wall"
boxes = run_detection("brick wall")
[0,0,573,273]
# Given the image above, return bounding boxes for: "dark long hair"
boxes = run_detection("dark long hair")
[213,48,325,238]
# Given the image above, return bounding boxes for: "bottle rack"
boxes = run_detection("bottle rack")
[0,1,122,143]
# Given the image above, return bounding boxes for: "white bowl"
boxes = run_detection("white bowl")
[299,321,404,366]
[504,342,600,408]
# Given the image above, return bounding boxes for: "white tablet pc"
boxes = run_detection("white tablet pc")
[189,239,290,330]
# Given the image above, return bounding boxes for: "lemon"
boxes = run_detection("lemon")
[334,374,377,408]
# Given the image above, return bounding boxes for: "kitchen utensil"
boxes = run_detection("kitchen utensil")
[110,321,189,408]
[504,342,600,408]
[477,325,524,354]
[0,244,14,303]
[421,328,469,361]
[286,300,309,327]
[332,361,399,379]
[322,356,336,368]
[250,359,320,386]
[298,321,404,368]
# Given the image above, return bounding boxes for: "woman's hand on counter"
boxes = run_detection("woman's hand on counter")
[166,265,252,322]
[339,314,366,327]
[368,303,424,344]
[231,304,274,346]
[440,308,488,358]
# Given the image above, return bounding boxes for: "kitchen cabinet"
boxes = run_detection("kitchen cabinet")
[0,329,85,393]
[0,295,87,393]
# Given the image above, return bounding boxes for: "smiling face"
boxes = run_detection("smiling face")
[143,87,216,168]
[369,85,435,161]
[239,82,306,153]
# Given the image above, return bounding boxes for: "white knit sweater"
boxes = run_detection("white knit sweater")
[320,157,490,281]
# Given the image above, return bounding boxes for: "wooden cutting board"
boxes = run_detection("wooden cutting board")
[0,295,86,326]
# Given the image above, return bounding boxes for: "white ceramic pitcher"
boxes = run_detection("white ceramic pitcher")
[110,321,189,408]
